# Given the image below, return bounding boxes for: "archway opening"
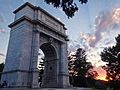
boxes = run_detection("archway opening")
[38,43,58,87]
[37,49,44,87]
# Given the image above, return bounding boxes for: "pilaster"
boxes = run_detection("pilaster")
[59,42,70,88]
[31,29,40,88]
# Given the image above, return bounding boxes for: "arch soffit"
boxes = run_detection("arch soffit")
[39,42,58,59]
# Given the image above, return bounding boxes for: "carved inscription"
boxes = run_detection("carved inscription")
[45,17,58,29]
[37,12,63,32]
[38,25,65,42]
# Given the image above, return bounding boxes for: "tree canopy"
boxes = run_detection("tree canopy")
[68,48,98,87]
[68,48,93,77]
[44,0,88,18]
[101,34,120,81]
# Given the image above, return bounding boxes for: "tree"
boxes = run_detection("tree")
[101,34,120,90]
[101,35,120,81]
[86,70,99,79]
[68,48,93,87]
[73,48,93,76]
[0,63,4,80]
[44,0,88,18]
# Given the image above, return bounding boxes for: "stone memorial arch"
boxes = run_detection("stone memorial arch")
[1,2,70,88]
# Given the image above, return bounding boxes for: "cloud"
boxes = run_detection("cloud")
[0,13,6,23]
[89,11,111,47]
[68,8,120,67]
[0,28,6,34]
[79,8,120,48]
[79,32,95,47]
[0,14,7,34]
[0,15,4,23]
[22,0,29,3]
[68,40,80,54]
[22,0,37,5]
[0,53,5,57]
[93,66,106,80]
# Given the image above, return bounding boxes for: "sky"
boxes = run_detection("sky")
[0,0,120,80]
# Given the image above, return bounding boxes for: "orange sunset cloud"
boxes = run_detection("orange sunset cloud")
[94,67,107,81]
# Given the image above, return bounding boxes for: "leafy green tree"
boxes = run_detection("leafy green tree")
[0,63,4,80]
[44,0,88,18]
[101,34,120,90]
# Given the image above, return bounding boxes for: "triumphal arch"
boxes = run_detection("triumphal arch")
[1,2,70,88]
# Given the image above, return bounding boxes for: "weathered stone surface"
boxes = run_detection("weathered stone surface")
[1,2,70,89]
[0,87,92,90]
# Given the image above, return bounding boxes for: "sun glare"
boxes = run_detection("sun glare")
[94,67,107,81]
[97,76,108,81]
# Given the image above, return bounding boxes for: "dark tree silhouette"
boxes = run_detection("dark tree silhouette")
[86,70,98,79]
[0,63,4,80]
[101,35,120,81]
[68,48,93,76]
[101,34,120,90]
[44,0,88,18]
[68,48,93,87]
[73,48,93,76]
